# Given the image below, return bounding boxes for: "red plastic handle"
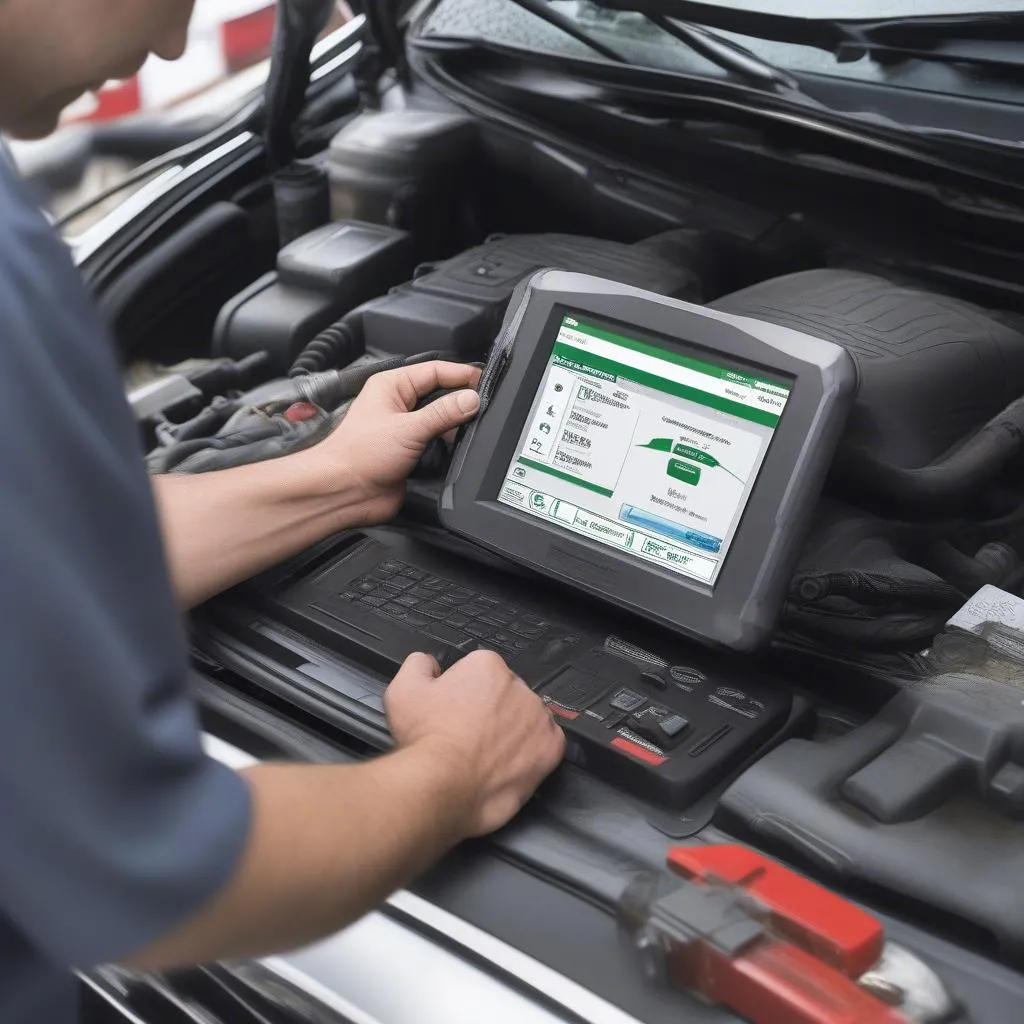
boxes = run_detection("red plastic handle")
[667,936,909,1024]
[667,845,884,978]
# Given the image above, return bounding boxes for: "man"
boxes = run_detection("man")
[0,2,565,1021]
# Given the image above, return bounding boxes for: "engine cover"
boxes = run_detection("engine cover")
[712,269,1024,472]
[356,232,701,358]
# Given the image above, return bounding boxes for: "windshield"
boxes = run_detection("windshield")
[623,1,1022,12]
[421,0,1024,107]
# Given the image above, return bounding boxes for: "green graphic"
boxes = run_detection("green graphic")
[638,436,746,485]
[551,341,781,427]
[667,459,701,485]
[560,314,791,397]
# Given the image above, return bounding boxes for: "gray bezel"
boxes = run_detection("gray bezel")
[440,271,858,651]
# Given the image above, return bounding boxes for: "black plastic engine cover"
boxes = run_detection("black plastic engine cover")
[711,269,1024,472]
[357,232,701,357]
[720,674,1024,964]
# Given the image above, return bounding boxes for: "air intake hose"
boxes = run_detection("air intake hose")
[264,0,335,170]
[835,394,1024,515]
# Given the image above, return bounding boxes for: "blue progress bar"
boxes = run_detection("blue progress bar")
[620,505,723,553]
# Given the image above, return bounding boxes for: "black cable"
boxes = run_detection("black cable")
[264,0,337,171]
[791,570,962,609]
[55,17,365,231]
[289,318,360,376]
[591,2,1024,56]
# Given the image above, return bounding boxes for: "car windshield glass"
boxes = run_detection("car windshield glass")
[422,0,1024,105]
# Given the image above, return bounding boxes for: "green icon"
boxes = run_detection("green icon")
[532,493,546,508]
[639,437,674,452]
[667,459,702,485]
[639,436,746,485]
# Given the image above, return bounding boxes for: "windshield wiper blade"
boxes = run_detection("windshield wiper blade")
[590,1,1024,58]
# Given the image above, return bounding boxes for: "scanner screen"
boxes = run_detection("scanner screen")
[498,311,792,585]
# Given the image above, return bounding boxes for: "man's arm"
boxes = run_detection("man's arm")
[124,651,565,970]
[0,168,559,980]
[128,750,466,969]
[153,362,481,609]
[152,457,362,610]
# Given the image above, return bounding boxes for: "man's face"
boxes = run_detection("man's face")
[0,0,197,138]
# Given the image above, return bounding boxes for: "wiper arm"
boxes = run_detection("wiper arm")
[649,16,800,93]
[505,0,805,96]
[590,1,1024,59]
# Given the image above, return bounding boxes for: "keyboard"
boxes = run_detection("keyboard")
[334,558,579,659]
[213,532,798,807]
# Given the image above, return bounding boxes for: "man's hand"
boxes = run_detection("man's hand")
[124,647,563,971]
[153,360,481,609]
[310,361,481,526]
[125,649,564,972]
[385,650,566,836]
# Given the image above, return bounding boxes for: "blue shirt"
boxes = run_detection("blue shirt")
[0,159,252,1020]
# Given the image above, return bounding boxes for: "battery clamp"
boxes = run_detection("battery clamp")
[619,845,954,1024]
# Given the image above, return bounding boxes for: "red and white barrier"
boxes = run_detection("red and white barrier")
[62,0,279,124]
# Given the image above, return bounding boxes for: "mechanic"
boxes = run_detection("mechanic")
[0,2,565,1021]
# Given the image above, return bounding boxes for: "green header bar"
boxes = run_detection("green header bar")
[517,457,614,497]
[563,316,790,396]
[552,344,781,428]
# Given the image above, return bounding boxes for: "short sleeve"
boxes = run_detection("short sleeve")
[0,163,251,966]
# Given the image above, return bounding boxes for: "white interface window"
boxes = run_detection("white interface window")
[498,313,791,585]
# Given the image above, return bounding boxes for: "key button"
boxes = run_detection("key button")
[609,689,646,713]
[658,714,689,739]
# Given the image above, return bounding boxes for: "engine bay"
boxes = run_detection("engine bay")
[141,121,1024,675]
[119,107,1024,988]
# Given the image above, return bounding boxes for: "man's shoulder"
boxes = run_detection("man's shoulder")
[0,154,83,312]
[0,153,54,247]
[0,153,110,365]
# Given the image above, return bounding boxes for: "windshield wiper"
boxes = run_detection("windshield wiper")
[590,1,1024,60]
[503,0,807,95]
[647,16,801,92]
